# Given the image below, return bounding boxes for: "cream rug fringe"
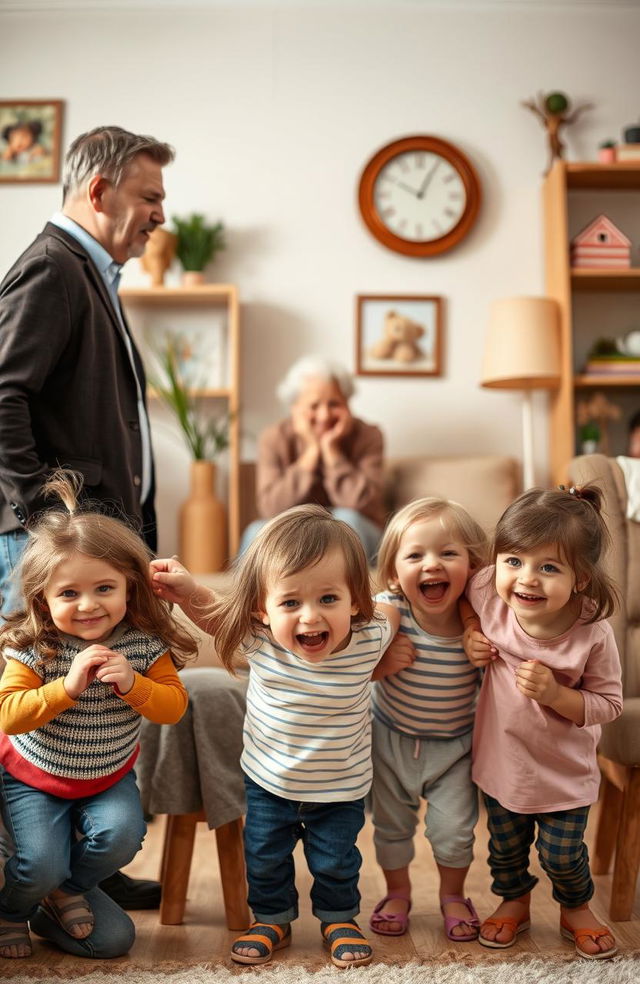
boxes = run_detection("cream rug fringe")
[8,955,640,984]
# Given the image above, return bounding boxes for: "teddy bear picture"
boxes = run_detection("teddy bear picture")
[368,309,426,363]
[356,295,443,377]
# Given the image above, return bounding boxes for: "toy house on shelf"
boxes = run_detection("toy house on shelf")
[570,214,631,268]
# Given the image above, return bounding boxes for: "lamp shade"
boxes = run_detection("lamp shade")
[481,296,561,390]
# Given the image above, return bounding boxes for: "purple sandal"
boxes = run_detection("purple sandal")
[369,893,411,937]
[440,895,480,942]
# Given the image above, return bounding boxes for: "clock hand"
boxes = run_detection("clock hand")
[387,176,420,196]
[417,159,441,199]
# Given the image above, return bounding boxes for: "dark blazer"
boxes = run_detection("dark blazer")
[0,222,156,546]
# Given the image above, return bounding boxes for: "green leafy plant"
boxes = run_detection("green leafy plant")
[171,213,225,272]
[579,421,601,444]
[149,337,229,460]
[599,139,616,149]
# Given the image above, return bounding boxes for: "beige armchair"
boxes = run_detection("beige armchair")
[569,453,640,921]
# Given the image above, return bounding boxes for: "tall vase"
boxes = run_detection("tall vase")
[179,460,228,573]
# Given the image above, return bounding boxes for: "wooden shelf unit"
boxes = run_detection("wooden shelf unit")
[543,161,640,484]
[120,284,241,557]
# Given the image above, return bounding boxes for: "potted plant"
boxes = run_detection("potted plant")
[598,140,616,164]
[171,213,225,287]
[151,336,230,571]
[579,420,601,455]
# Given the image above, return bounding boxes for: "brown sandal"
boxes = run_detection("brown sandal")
[41,892,95,939]
[0,917,32,958]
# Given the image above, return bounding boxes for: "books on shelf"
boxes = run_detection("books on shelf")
[583,355,640,375]
[616,143,640,162]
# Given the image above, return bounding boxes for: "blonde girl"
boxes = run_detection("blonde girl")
[0,472,196,960]
[464,485,622,960]
[151,503,400,969]
[368,497,489,942]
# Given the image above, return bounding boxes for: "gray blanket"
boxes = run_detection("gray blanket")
[136,667,247,830]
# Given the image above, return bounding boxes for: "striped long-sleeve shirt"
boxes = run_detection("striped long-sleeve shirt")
[372,591,480,740]
[241,616,393,803]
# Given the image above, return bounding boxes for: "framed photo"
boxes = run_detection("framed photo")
[0,100,63,184]
[356,294,443,377]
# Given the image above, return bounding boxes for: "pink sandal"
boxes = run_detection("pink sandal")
[369,892,411,936]
[440,895,480,942]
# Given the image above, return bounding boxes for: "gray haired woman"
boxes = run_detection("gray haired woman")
[240,356,385,561]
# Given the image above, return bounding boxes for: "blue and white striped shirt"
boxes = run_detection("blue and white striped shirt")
[241,616,393,802]
[372,591,480,740]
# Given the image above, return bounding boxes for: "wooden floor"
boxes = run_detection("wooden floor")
[6,798,640,976]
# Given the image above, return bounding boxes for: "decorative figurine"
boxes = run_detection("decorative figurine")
[140,227,178,287]
[522,91,593,174]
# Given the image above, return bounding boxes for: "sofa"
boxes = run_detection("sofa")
[238,454,521,545]
[569,453,640,920]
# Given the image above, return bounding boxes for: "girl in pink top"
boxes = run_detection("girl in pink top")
[463,485,622,961]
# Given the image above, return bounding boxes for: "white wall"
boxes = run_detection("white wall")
[2,1,639,555]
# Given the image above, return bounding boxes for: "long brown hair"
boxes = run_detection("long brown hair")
[210,504,375,672]
[0,471,197,665]
[493,484,618,622]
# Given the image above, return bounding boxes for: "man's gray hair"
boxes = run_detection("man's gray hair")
[276,355,355,408]
[62,125,175,201]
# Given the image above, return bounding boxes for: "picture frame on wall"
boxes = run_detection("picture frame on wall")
[355,294,443,377]
[0,100,63,184]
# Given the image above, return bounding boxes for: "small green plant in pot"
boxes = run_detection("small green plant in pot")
[149,334,231,572]
[172,213,225,285]
[149,335,229,460]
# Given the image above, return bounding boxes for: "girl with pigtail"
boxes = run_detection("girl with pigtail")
[462,484,622,960]
[0,471,196,960]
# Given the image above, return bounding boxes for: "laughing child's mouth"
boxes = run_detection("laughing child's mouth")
[419,580,448,601]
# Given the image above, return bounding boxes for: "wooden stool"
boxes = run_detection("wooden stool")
[160,808,250,929]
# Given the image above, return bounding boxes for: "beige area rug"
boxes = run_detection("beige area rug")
[7,955,640,984]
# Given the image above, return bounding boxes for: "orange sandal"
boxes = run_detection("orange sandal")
[560,915,617,960]
[479,912,530,949]
[230,921,291,965]
[322,920,373,968]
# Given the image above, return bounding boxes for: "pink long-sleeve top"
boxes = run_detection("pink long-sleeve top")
[256,417,386,527]
[468,566,622,814]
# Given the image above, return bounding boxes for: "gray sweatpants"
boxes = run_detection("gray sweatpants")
[370,717,478,871]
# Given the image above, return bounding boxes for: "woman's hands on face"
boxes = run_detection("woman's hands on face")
[319,403,353,457]
[291,402,320,450]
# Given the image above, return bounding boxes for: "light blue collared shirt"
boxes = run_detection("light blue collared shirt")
[50,212,152,504]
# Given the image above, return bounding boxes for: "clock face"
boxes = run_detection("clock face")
[358,135,481,257]
[374,150,467,243]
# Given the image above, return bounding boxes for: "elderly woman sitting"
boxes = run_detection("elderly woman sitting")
[240,356,386,561]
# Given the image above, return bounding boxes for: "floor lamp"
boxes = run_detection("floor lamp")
[481,296,561,490]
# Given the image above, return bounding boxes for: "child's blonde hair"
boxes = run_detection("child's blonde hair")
[493,484,618,622]
[211,503,374,672]
[0,471,198,665]
[377,496,490,591]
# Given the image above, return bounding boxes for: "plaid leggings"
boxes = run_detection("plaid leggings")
[483,794,593,908]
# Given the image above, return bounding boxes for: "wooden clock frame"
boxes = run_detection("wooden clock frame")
[357,135,481,257]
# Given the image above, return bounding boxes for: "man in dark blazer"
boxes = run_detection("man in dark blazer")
[0,125,175,959]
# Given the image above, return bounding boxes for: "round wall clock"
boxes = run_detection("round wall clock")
[358,135,481,257]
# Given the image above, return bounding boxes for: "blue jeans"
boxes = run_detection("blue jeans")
[0,529,28,617]
[243,774,365,924]
[30,885,135,958]
[0,768,146,923]
[240,508,382,564]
